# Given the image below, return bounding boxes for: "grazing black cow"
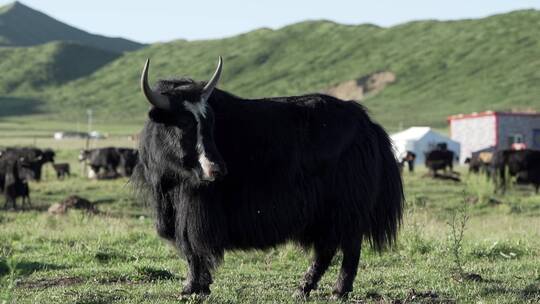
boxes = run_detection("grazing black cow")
[465,157,478,172]
[492,149,540,193]
[1,147,55,181]
[117,148,138,177]
[425,148,455,174]
[79,147,120,178]
[4,147,42,160]
[132,58,404,298]
[467,151,493,177]
[0,155,7,194]
[52,163,71,180]
[20,157,52,181]
[400,151,416,173]
[2,158,31,210]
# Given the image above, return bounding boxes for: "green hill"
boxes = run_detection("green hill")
[0,1,143,53]
[0,41,120,94]
[2,9,540,130]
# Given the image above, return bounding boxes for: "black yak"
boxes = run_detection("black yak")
[466,147,494,177]
[79,147,120,178]
[492,149,540,193]
[132,57,404,298]
[400,151,416,173]
[52,163,71,180]
[2,158,31,210]
[2,147,55,181]
[117,148,138,177]
[425,148,455,174]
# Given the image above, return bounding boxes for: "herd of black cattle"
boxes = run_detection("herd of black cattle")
[467,148,540,193]
[0,146,137,209]
[407,144,540,193]
[1,144,539,209]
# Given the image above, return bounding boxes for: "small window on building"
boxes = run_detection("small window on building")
[509,133,526,150]
[508,133,524,145]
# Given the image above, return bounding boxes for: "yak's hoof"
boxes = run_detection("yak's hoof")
[181,282,210,296]
[330,289,350,301]
[295,282,318,299]
[293,288,310,300]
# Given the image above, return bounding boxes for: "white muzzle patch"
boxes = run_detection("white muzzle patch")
[199,153,215,180]
[184,99,213,179]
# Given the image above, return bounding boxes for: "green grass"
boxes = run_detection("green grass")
[0,42,121,96]
[0,116,140,139]
[1,163,539,303]
[2,9,539,130]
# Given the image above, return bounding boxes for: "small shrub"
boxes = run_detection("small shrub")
[447,192,470,278]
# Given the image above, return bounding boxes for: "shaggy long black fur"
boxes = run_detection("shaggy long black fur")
[492,149,540,193]
[79,147,120,177]
[117,148,139,177]
[425,149,455,174]
[133,76,404,298]
[1,147,55,181]
[3,158,31,210]
[52,163,71,180]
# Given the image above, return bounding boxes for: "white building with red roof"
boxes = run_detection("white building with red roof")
[448,111,540,163]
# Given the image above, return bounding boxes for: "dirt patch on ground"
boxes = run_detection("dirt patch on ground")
[324,71,396,101]
[17,276,84,289]
[48,195,99,215]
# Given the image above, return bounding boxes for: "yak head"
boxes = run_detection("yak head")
[42,149,56,164]
[140,57,227,183]
[78,150,90,162]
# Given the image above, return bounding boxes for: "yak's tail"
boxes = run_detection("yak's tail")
[368,123,404,251]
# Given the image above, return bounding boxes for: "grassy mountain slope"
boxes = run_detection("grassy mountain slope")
[0,41,120,94]
[42,10,539,129]
[2,9,540,130]
[0,1,143,53]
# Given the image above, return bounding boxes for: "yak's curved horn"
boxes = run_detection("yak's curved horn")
[201,56,223,101]
[141,59,170,110]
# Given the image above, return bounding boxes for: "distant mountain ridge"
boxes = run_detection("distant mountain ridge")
[0,1,143,53]
[0,3,539,130]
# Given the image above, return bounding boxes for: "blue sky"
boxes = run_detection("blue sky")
[2,0,539,43]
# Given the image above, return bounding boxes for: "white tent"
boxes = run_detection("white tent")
[390,127,460,165]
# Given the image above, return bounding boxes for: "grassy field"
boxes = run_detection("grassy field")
[1,147,539,303]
